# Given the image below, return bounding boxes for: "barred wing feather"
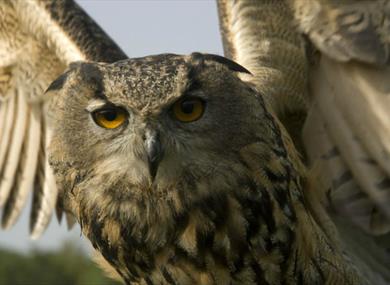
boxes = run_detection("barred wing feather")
[0,0,126,238]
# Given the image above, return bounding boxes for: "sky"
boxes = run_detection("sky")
[0,1,223,253]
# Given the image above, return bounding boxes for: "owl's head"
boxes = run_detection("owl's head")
[46,53,288,251]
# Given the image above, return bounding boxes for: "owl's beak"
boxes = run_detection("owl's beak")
[144,129,162,180]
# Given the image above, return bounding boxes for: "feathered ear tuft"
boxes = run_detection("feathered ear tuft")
[45,61,93,94]
[190,52,251,74]
[45,61,82,93]
[45,70,72,93]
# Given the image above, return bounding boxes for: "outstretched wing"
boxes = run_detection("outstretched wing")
[0,0,127,238]
[291,0,390,235]
[216,0,309,153]
[217,0,390,235]
[217,0,390,281]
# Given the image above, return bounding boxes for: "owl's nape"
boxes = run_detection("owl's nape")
[47,53,362,284]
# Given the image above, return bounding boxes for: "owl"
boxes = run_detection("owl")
[0,0,389,285]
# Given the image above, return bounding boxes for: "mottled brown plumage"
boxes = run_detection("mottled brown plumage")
[1,1,390,284]
[46,53,363,284]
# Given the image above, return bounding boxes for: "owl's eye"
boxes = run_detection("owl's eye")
[172,98,205,122]
[92,107,128,129]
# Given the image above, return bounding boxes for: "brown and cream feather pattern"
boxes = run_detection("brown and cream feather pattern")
[47,54,364,284]
[0,1,389,284]
[218,0,390,284]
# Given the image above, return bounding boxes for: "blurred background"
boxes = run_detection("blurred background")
[0,1,223,284]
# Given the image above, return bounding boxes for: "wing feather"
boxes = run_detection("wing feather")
[0,102,6,141]
[1,104,41,229]
[303,67,390,235]
[0,87,28,206]
[304,106,384,232]
[284,0,390,236]
[0,0,127,237]
[0,91,16,181]
[30,120,58,239]
[315,59,390,176]
[289,0,390,65]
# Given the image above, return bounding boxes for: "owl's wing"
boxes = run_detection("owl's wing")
[0,0,127,238]
[292,0,390,236]
[216,0,309,154]
[217,1,390,281]
[303,58,390,235]
[289,0,390,65]
[217,0,390,234]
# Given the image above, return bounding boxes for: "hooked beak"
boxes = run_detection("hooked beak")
[143,129,163,180]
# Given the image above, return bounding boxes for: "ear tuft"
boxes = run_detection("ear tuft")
[45,61,85,93]
[45,61,100,94]
[45,70,72,93]
[190,52,251,74]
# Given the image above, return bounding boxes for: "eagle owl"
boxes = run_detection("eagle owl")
[45,53,359,284]
[1,0,389,284]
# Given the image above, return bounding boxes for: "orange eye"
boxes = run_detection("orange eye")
[92,107,127,129]
[172,98,205,122]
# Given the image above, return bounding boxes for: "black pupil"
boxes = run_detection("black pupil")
[103,110,117,121]
[181,101,195,114]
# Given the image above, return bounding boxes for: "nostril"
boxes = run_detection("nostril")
[142,133,147,141]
